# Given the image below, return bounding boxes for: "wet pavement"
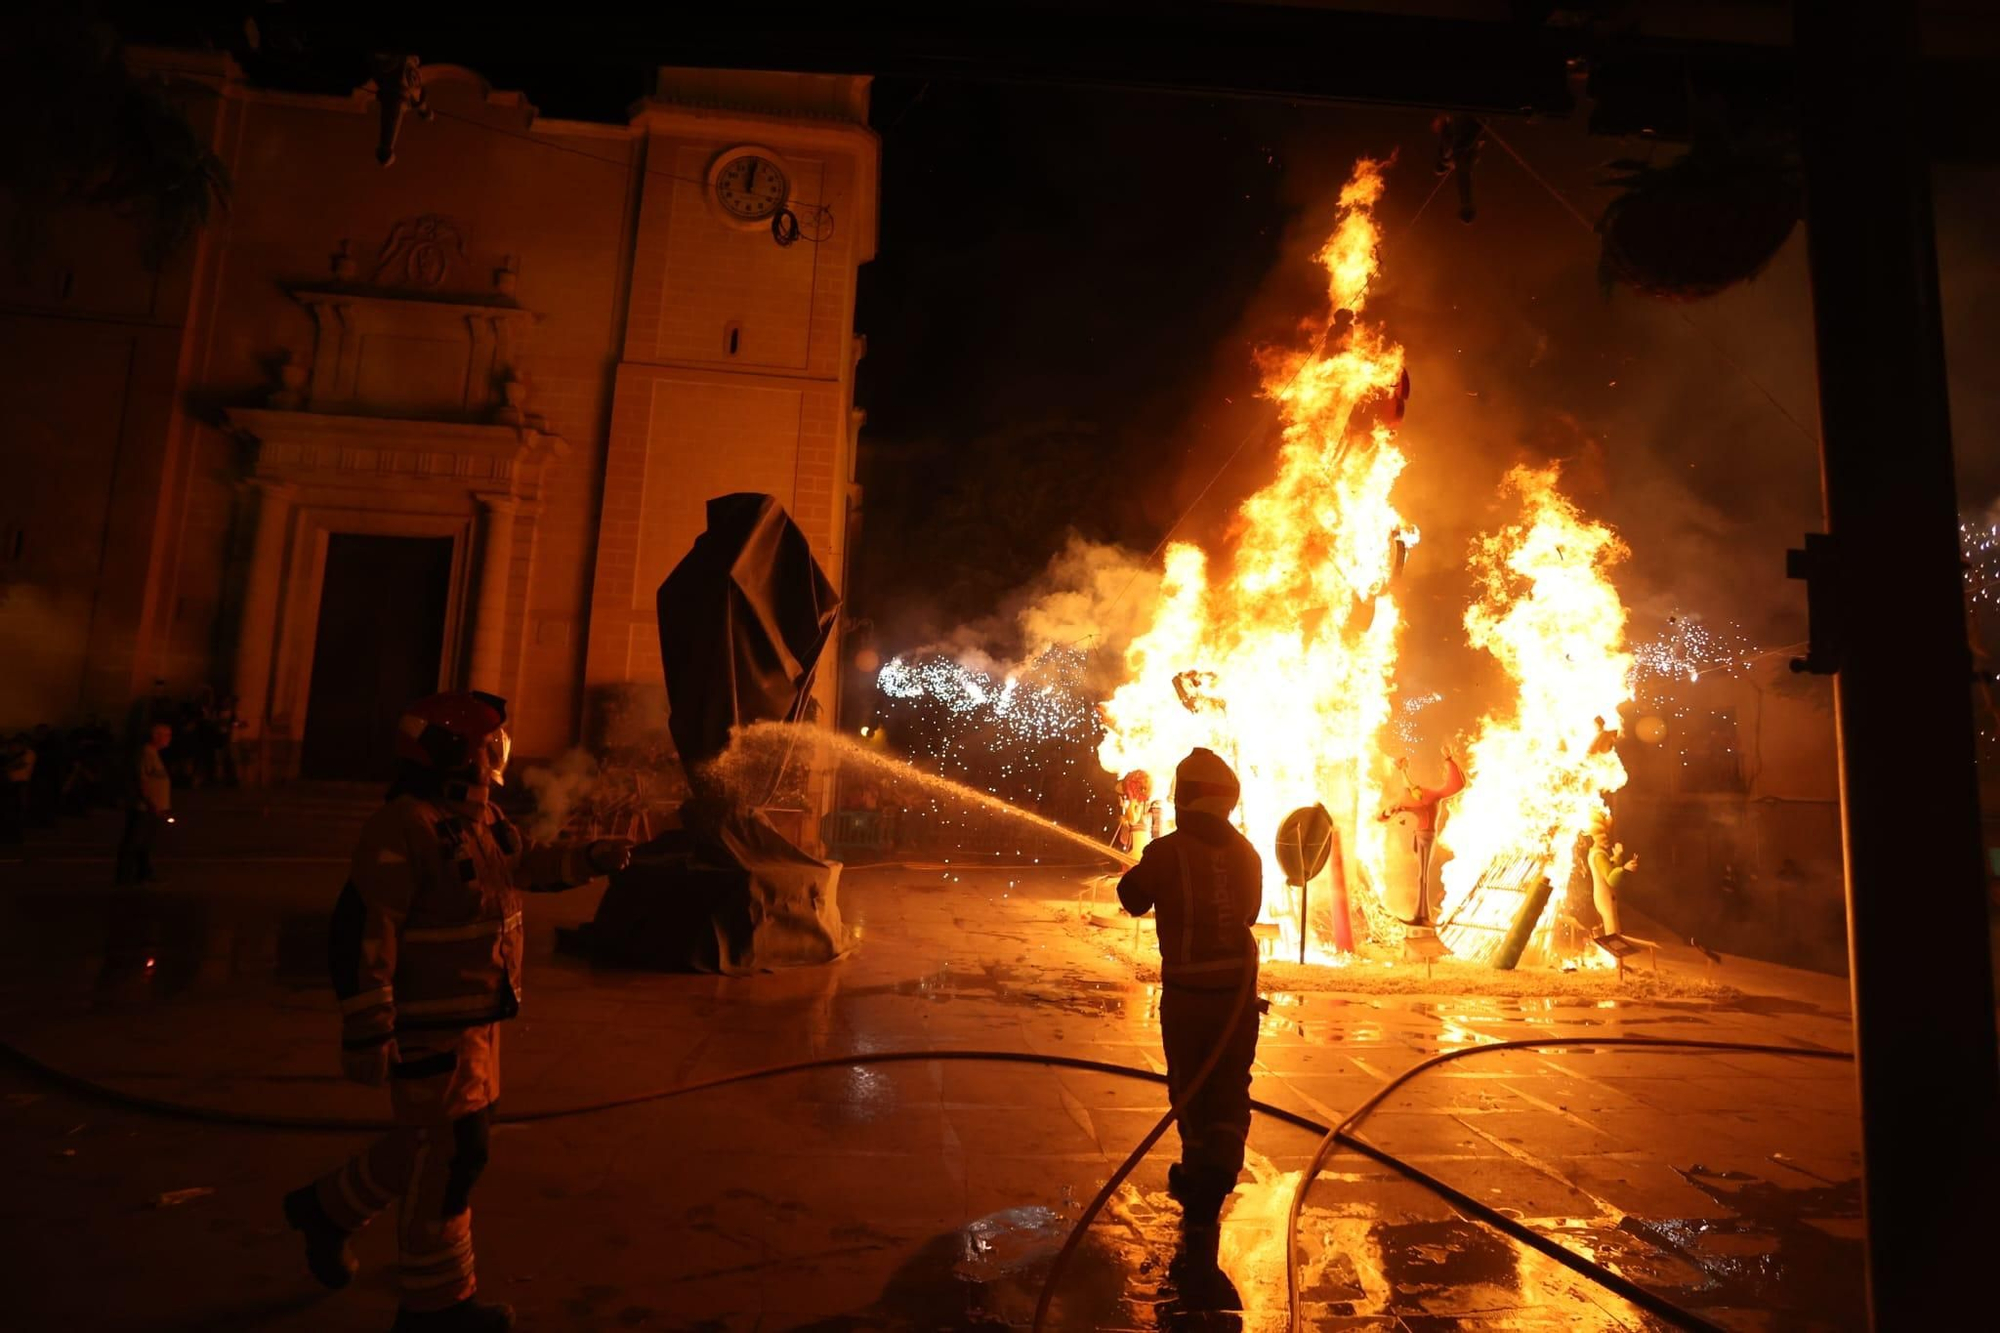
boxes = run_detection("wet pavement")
[0,787,1863,1330]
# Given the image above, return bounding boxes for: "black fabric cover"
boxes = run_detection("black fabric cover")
[583,493,845,972]
[658,493,839,785]
[582,802,845,975]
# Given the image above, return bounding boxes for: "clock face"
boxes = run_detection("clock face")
[715,154,788,221]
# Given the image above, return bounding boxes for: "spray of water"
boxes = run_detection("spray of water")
[709,721,1138,869]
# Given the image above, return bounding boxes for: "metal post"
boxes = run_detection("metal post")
[1298,870,1309,965]
[1328,826,1354,954]
[1492,878,1551,973]
[1796,4,2000,1326]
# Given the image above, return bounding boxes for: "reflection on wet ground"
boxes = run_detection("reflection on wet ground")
[0,789,1864,1329]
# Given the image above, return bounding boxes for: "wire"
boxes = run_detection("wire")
[1283,1033,1853,1333]
[426,107,835,245]
[1402,161,1454,236]
[1479,122,1820,450]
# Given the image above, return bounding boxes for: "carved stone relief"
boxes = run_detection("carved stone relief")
[372,214,469,289]
[263,223,544,426]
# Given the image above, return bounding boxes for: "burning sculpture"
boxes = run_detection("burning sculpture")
[1096,159,1636,968]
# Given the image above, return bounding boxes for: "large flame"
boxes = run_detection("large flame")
[1096,159,1633,966]
[1435,466,1633,962]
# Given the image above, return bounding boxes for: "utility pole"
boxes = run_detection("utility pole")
[1795,3,2000,1325]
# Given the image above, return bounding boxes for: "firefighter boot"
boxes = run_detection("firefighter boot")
[282,1186,357,1289]
[389,1298,515,1332]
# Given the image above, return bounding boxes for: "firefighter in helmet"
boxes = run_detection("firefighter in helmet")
[283,692,632,1332]
[1115,747,1263,1230]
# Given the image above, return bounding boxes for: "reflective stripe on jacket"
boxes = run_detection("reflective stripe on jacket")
[1115,811,1263,988]
[330,794,595,1048]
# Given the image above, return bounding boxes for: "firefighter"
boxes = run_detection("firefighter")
[282,692,631,1332]
[1377,745,1465,930]
[1116,747,1262,1228]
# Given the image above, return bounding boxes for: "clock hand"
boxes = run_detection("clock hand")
[745,161,756,192]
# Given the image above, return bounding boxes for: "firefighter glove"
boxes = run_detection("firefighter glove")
[588,839,634,874]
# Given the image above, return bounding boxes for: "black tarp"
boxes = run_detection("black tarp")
[580,494,847,973]
[658,493,840,784]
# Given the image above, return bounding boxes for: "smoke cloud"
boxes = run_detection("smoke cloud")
[900,533,1162,697]
[518,747,600,841]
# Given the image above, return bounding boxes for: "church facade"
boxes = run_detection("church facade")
[0,52,876,778]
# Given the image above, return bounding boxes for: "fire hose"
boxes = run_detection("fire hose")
[0,1029,1851,1331]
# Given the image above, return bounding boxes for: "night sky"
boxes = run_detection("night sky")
[854,80,1297,638]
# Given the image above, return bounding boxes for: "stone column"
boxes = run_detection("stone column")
[467,494,519,694]
[231,479,295,742]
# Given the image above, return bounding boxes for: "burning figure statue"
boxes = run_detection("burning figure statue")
[1377,746,1466,930]
[1113,769,1163,856]
[1587,809,1639,938]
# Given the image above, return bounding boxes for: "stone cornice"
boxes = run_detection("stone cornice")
[629,102,880,157]
[224,408,567,499]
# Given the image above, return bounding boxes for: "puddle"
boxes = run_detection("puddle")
[955,1205,1069,1283]
[1610,1164,1864,1320]
[860,962,1146,1019]
[828,1193,1178,1329]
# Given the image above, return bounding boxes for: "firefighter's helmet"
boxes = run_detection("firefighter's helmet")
[396,691,512,786]
[1173,747,1240,818]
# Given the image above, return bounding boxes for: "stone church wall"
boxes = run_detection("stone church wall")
[0,51,873,776]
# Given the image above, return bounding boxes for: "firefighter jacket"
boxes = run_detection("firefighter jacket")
[331,792,596,1055]
[1116,811,1263,989]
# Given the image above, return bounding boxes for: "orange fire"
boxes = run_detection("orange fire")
[1435,466,1633,963]
[1096,159,1633,966]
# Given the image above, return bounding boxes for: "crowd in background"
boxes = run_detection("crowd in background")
[0,683,243,845]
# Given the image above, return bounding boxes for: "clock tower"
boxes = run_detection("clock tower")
[583,68,877,742]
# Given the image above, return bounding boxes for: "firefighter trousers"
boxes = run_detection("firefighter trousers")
[313,1026,500,1311]
[1161,979,1259,1216]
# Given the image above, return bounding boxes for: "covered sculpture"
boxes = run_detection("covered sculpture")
[579,494,846,973]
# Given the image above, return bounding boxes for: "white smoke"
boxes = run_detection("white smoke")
[907,533,1162,696]
[518,748,600,840]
